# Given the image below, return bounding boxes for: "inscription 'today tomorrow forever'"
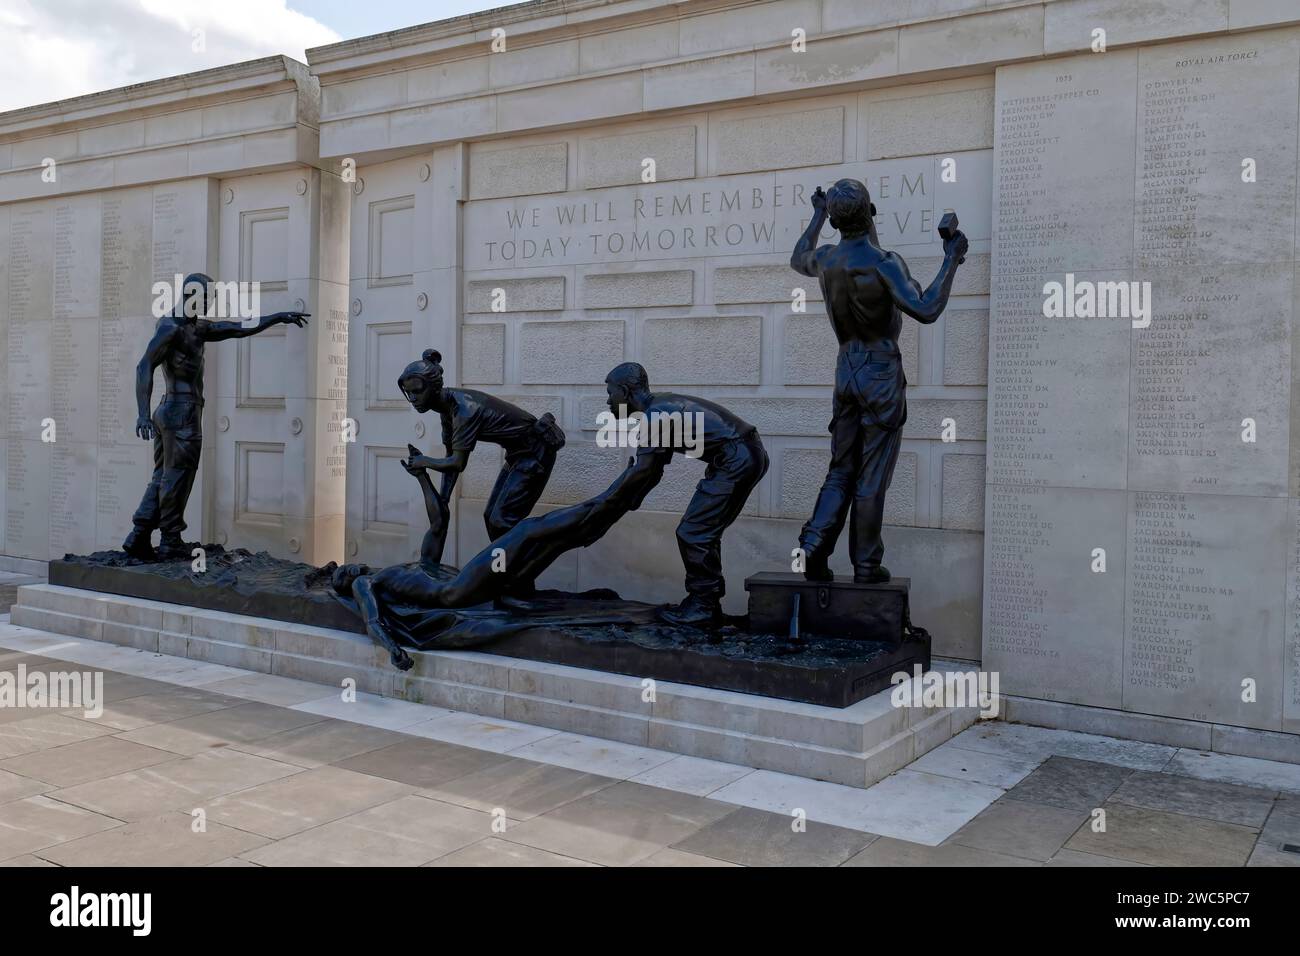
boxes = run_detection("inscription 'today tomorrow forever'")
[463,158,991,270]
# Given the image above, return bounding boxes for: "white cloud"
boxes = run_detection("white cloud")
[0,0,340,113]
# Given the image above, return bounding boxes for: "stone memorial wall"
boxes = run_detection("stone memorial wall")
[984,29,1300,735]
[0,182,211,562]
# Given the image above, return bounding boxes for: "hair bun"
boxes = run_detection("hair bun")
[422,349,442,364]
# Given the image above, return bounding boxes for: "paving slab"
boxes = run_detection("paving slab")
[1065,803,1259,866]
[0,714,113,759]
[421,759,618,821]
[1109,770,1277,827]
[292,691,453,730]
[402,711,558,753]
[507,732,676,779]
[81,687,243,731]
[909,740,1041,789]
[241,795,492,867]
[1004,756,1134,811]
[710,768,1002,845]
[425,837,598,867]
[949,723,1177,771]
[232,719,408,769]
[200,673,337,707]
[115,701,329,755]
[37,811,269,866]
[844,836,1040,867]
[0,794,123,861]
[0,768,52,803]
[672,806,876,867]
[1167,749,1300,793]
[334,737,516,789]
[948,797,1089,862]
[503,781,734,866]
[204,766,415,838]
[0,736,175,787]
[634,848,739,867]
[627,755,754,797]
[47,748,304,821]
[1046,849,1150,867]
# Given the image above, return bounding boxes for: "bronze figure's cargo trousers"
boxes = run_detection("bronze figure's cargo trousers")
[678,433,769,600]
[799,343,906,575]
[483,412,565,540]
[130,397,203,540]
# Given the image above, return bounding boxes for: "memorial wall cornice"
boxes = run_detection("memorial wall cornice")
[306,0,1296,162]
[0,56,321,205]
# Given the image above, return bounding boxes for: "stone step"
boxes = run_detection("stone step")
[12,583,978,788]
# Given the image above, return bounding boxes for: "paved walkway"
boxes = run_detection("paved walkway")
[0,619,1297,866]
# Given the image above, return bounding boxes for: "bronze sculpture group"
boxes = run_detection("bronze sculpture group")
[124,182,966,668]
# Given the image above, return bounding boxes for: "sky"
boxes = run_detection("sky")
[0,0,517,112]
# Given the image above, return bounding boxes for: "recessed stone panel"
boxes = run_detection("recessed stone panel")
[235,442,285,523]
[365,321,412,410]
[903,399,986,442]
[782,314,920,386]
[461,324,505,385]
[367,196,413,287]
[469,143,568,200]
[363,445,408,532]
[781,447,918,527]
[581,269,693,309]
[712,398,831,438]
[941,453,986,531]
[580,126,696,189]
[942,308,989,386]
[715,264,824,305]
[714,107,845,175]
[465,276,565,313]
[640,315,761,386]
[866,87,995,159]
[519,320,624,385]
[907,253,990,296]
[539,439,627,505]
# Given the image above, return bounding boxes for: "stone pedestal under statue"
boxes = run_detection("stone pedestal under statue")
[47,548,928,708]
